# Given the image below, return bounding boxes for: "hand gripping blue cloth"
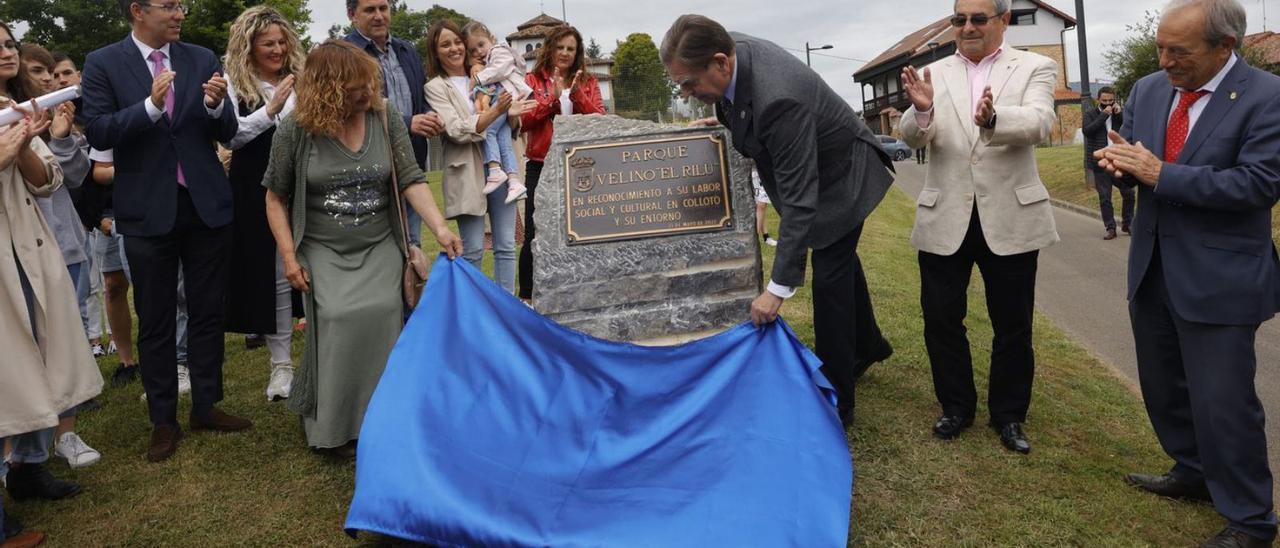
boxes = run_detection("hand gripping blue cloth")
[345,255,853,546]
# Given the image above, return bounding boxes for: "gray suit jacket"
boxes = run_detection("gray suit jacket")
[716,32,894,287]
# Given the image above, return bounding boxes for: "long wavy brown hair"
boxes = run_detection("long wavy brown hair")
[293,40,383,137]
[0,21,39,103]
[423,20,465,79]
[224,6,306,110]
[534,26,593,86]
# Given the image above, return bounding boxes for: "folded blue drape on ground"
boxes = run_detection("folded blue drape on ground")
[345,255,853,547]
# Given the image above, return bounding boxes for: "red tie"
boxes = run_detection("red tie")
[1164,90,1210,163]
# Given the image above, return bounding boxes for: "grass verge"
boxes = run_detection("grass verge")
[7,174,1224,545]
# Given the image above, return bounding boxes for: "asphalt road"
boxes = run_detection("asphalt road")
[890,161,1280,477]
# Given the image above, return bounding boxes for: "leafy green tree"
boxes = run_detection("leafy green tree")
[585,38,601,59]
[184,0,314,58]
[611,33,670,121]
[328,2,469,60]
[1102,11,1160,99]
[0,0,129,63]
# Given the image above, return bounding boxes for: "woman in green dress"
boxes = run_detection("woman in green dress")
[262,40,462,455]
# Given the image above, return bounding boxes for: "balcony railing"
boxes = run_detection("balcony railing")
[862,90,907,115]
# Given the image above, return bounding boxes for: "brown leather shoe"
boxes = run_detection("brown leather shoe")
[190,407,252,433]
[147,425,182,463]
[1103,228,1118,240]
[2,530,47,548]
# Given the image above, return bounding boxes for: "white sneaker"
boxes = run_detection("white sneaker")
[54,432,101,469]
[765,237,778,247]
[91,342,106,358]
[483,169,508,195]
[505,179,527,205]
[266,363,294,401]
[107,340,118,355]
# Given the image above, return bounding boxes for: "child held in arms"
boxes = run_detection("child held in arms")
[463,22,532,205]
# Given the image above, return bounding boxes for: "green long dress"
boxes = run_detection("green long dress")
[263,107,424,449]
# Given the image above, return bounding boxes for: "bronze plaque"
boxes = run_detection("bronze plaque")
[564,134,733,245]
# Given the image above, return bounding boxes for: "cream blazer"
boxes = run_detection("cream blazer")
[426,76,490,219]
[899,48,1060,256]
[0,138,103,438]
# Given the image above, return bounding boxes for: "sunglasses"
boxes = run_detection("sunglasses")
[950,13,1000,27]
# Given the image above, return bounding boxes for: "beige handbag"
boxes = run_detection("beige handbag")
[380,108,430,310]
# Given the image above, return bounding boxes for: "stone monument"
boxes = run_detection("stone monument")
[531,115,762,344]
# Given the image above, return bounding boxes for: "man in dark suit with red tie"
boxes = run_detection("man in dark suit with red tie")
[81,0,252,463]
[1096,0,1280,545]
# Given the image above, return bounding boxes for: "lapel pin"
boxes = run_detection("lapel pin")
[740,111,746,120]
[1229,91,1238,100]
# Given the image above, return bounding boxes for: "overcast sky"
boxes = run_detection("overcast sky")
[312,0,1277,107]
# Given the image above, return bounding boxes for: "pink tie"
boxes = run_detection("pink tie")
[148,50,186,187]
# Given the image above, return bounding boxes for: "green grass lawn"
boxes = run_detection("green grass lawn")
[7,175,1227,545]
[1037,144,1280,245]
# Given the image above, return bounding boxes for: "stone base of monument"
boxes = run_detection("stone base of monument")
[532,115,762,345]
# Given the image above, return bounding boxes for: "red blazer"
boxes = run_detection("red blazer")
[521,70,606,162]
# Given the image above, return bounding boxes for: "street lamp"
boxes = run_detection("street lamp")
[806,42,833,67]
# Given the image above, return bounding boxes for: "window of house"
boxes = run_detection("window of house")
[1010,9,1036,25]
[526,44,533,53]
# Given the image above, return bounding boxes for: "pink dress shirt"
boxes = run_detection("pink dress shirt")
[915,44,1006,128]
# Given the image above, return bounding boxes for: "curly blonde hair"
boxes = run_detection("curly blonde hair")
[224,6,306,110]
[294,40,384,138]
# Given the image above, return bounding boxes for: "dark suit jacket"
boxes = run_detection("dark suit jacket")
[346,31,430,168]
[716,32,894,287]
[1082,104,1123,173]
[1121,59,1280,325]
[81,37,238,237]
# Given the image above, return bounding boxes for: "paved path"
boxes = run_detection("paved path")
[890,161,1280,476]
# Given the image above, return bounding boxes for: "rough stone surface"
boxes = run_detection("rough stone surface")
[533,115,762,343]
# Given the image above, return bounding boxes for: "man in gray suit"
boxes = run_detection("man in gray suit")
[661,14,895,426]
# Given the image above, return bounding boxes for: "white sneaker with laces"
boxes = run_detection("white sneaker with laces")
[505,177,527,204]
[483,169,508,195]
[55,432,101,469]
[765,237,778,247]
[91,343,106,358]
[177,364,191,395]
[266,363,295,401]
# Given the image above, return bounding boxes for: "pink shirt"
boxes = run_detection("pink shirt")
[915,44,1006,128]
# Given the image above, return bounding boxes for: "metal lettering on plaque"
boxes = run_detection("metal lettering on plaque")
[564,134,733,245]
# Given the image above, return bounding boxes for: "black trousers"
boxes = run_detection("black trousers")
[1131,246,1276,540]
[518,160,544,300]
[124,187,232,427]
[812,224,883,412]
[919,209,1039,424]
[1091,169,1134,230]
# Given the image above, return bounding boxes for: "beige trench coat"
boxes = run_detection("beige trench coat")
[425,76,492,220]
[0,138,103,438]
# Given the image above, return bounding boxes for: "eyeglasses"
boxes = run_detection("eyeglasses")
[139,2,189,15]
[950,13,1001,27]
[0,40,20,52]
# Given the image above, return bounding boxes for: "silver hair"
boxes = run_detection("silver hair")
[1162,0,1248,49]
[954,0,1011,14]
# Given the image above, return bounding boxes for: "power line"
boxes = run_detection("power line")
[778,46,869,64]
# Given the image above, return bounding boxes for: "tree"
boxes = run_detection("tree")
[184,0,314,58]
[0,0,129,63]
[611,33,670,121]
[585,38,601,59]
[327,2,470,60]
[1103,11,1160,99]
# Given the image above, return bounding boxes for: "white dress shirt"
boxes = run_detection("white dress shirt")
[224,77,295,150]
[132,33,225,122]
[1168,54,1237,134]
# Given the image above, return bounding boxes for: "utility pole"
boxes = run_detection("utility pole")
[1075,0,1092,108]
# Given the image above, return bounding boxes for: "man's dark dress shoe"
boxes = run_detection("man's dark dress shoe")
[932,415,973,440]
[5,463,82,501]
[244,334,265,349]
[190,407,253,433]
[147,425,182,463]
[1121,221,1132,234]
[1201,527,1274,548]
[992,421,1031,454]
[110,363,138,386]
[852,338,894,381]
[1125,472,1213,503]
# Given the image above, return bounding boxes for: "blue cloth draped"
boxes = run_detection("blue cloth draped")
[345,256,853,546]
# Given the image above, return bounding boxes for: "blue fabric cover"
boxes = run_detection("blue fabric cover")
[345,255,853,546]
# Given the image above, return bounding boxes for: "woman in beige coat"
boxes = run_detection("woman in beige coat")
[1,20,103,529]
[423,20,533,294]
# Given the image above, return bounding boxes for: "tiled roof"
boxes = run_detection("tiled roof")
[517,13,565,31]
[1055,88,1081,101]
[1245,31,1280,65]
[508,24,561,41]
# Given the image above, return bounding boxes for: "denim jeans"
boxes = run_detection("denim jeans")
[455,186,518,294]
[483,112,518,175]
[406,205,422,247]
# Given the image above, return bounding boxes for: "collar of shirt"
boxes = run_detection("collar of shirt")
[131,33,172,67]
[724,56,740,105]
[957,42,1005,71]
[355,29,394,54]
[1178,53,1237,94]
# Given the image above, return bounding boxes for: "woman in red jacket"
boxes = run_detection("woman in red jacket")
[519,25,605,300]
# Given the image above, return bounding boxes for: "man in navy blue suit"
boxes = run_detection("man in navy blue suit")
[1096,0,1280,545]
[81,0,252,463]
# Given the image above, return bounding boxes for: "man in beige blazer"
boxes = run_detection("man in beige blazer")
[898,0,1058,454]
